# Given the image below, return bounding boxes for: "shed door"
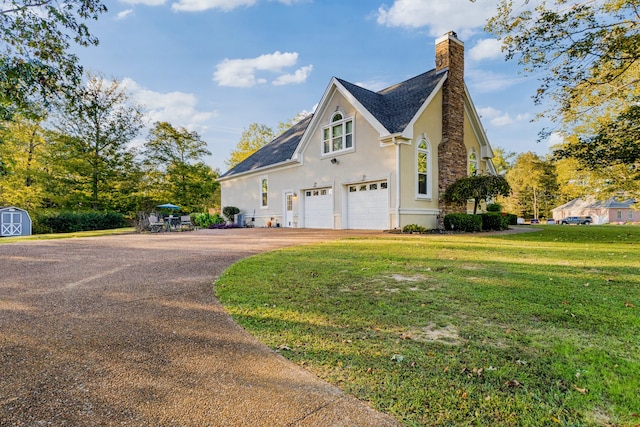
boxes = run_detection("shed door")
[303,188,333,229]
[346,181,389,230]
[1,211,22,236]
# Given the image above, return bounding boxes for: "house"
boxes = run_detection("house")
[0,206,32,237]
[552,197,639,225]
[219,32,497,230]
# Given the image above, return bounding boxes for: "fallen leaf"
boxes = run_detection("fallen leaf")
[443,366,449,373]
[625,302,636,308]
[572,385,588,394]
[461,391,467,399]
[504,379,521,388]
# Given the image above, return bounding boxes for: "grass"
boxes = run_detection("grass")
[0,227,135,243]
[215,225,640,426]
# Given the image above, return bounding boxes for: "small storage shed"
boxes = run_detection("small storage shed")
[0,206,32,237]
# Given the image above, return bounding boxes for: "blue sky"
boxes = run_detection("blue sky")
[74,0,557,172]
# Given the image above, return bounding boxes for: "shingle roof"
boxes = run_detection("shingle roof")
[220,69,443,178]
[337,69,442,134]
[553,196,636,211]
[220,114,312,178]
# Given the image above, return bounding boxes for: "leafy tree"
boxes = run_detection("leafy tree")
[504,152,559,219]
[554,104,640,197]
[142,121,218,212]
[0,0,107,118]
[554,156,601,203]
[443,174,511,214]
[225,123,275,169]
[0,115,50,210]
[50,74,144,210]
[491,146,516,176]
[485,0,639,133]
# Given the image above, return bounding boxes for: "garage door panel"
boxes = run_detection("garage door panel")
[304,188,333,229]
[347,181,388,230]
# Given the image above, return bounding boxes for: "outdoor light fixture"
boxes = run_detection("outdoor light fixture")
[330,158,338,165]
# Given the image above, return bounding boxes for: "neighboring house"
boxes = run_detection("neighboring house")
[219,32,497,230]
[0,206,32,237]
[552,197,639,225]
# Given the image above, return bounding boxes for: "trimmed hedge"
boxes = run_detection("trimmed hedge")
[36,211,128,234]
[480,212,509,231]
[444,214,482,232]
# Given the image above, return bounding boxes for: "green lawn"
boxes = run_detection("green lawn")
[216,225,640,426]
[0,227,135,243]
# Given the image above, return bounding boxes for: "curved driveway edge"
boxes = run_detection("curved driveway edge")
[0,229,400,426]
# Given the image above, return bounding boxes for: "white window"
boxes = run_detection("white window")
[468,149,478,176]
[628,210,634,220]
[260,177,268,208]
[417,138,431,198]
[322,112,353,155]
[617,210,622,220]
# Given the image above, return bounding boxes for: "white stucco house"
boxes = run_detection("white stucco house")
[219,32,497,230]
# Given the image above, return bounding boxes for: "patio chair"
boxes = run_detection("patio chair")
[149,215,164,233]
[180,215,193,230]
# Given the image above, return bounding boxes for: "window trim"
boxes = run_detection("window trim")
[416,137,431,199]
[260,176,268,208]
[322,111,354,156]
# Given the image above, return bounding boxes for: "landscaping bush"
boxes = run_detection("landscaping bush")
[480,212,509,231]
[36,211,127,233]
[192,212,225,228]
[402,224,428,233]
[443,213,482,232]
[222,206,240,222]
[504,213,518,225]
[486,202,502,212]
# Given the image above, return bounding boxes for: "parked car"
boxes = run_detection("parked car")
[560,216,592,225]
[546,219,556,224]
[530,218,540,224]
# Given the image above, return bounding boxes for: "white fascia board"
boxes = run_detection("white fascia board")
[400,72,448,140]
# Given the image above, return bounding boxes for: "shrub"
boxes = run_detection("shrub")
[35,211,127,234]
[222,206,240,222]
[444,214,482,232]
[480,212,509,231]
[504,213,518,226]
[486,202,502,212]
[402,224,428,233]
[192,213,225,228]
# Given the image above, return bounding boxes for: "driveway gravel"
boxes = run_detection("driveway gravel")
[0,228,400,426]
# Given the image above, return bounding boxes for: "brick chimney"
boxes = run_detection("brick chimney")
[436,31,467,228]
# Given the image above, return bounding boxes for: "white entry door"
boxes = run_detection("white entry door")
[303,188,333,228]
[284,192,295,227]
[346,180,389,230]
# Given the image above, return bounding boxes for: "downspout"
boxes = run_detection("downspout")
[394,137,401,230]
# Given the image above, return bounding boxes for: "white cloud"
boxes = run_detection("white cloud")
[171,0,255,12]
[469,38,503,61]
[213,51,311,87]
[115,9,134,20]
[376,0,497,37]
[477,106,530,127]
[466,69,522,93]
[354,79,392,92]
[122,78,218,135]
[273,65,313,86]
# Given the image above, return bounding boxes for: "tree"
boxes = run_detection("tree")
[0,0,107,118]
[51,74,143,210]
[142,121,218,212]
[485,0,639,133]
[225,123,275,169]
[491,146,516,176]
[504,152,559,219]
[554,104,640,197]
[443,174,511,214]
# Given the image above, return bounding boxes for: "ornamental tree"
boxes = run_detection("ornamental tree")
[443,174,511,214]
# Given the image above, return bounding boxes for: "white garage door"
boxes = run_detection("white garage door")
[304,188,333,228]
[347,181,389,230]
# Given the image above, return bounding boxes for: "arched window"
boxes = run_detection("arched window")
[322,111,353,155]
[468,149,478,176]
[417,138,431,197]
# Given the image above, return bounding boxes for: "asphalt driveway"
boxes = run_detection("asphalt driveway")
[0,228,400,426]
